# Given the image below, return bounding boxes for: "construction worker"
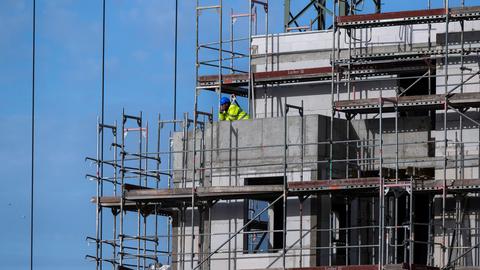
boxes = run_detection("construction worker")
[219,95,249,121]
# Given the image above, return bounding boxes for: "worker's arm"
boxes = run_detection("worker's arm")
[228,104,249,120]
[228,104,240,117]
[239,111,249,120]
[218,112,226,121]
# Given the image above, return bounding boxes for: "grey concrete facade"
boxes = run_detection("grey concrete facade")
[172,115,348,269]
[171,15,480,270]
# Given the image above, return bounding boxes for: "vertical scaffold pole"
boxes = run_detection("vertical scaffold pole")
[230,8,234,74]
[284,103,303,269]
[409,177,414,265]
[191,113,197,270]
[283,105,288,270]
[218,0,223,115]
[174,0,178,132]
[95,118,101,270]
[228,120,232,270]
[249,0,253,117]
[112,121,118,268]
[329,1,337,265]
[143,121,148,268]
[379,95,384,270]
[264,0,269,117]
[442,0,450,267]
[330,0,337,181]
[137,112,143,270]
[193,2,200,266]
[459,0,465,181]
[119,110,126,267]
[156,115,162,265]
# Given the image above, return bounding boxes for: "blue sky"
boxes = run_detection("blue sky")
[0,0,474,269]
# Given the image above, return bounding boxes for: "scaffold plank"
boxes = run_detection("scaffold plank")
[335,92,480,114]
[198,67,332,90]
[199,60,436,89]
[414,179,480,192]
[123,183,152,191]
[254,67,332,82]
[337,6,480,28]
[257,266,378,270]
[127,185,283,201]
[289,177,383,192]
[91,196,175,215]
[93,178,480,213]
[339,47,480,65]
[252,264,439,270]
[337,8,446,27]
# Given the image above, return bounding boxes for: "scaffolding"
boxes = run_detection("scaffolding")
[331,0,480,268]
[87,1,480,270]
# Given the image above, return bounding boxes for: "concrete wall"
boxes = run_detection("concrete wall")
[171,17,480,269]
[251,21,480,121]
[253,81,398,119]
[432,197,480,267]
[171,115,349,269]
[433,53,480,180]
[170,110,480,268]
[169,108,480,268]
[350,116,433,171]
[251,21,480,72]
[172,115,349,186]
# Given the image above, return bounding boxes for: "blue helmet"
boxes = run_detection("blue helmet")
[220,97,230,106]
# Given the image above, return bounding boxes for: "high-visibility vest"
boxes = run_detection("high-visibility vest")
[219,103,249,121]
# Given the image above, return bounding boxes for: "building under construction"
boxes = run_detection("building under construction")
[88,1,480,269]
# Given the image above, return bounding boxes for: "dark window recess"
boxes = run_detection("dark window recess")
[413,194,430,265]
[243,177,284,254]
[398,69,436,121]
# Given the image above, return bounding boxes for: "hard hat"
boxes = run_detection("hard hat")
[220,97,230,106]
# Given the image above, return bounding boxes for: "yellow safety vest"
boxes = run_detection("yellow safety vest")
[219,103,250,121]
